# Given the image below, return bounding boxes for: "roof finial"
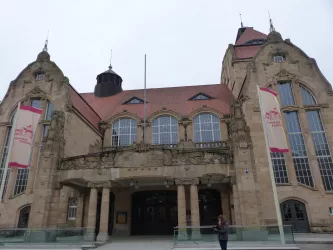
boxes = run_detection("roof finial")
[43,31,49,52]
[109,50,113,70]
[269,11,275,32]
[239,13,244,28]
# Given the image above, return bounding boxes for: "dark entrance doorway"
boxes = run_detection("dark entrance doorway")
[199,189,222,225]
[131,191,177,235]
[17,206,31,228]
[94,192,115,239]
[280,200,310,233]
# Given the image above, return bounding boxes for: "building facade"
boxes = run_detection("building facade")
[0,26,333,240]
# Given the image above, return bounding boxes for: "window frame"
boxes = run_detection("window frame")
[151,115,179,145]
[67,197,78,221]
[111,117,137,147]
[35,72,45,81]
[273,55,286,63]
[193,113,221,143]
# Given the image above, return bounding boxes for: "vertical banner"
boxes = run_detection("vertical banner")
[258,87,289,153]
[8,104,43,168]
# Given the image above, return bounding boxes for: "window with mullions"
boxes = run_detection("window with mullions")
[0,125,13,200]
[301,86,316,106]
[278,82,295,107]
[271,152,289,184]
[67,197,78,220]
[284,112,314,187]
[45,100,54,120]
[306,110,333,191]
[152,116,178,145]
[273,55,286,63]
[193,113,221,142]
[112,118,137,146]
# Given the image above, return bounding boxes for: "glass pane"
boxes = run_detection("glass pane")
[278,82,295,106]
[301,87,316,105]
[31,99,42,109]
[112,118,137,146]
[46,101,54,120]
[151,116,178,145]
[193,113,221,143]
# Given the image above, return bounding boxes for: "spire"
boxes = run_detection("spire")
[109,50,113,70]
[269,11,275,32]
[43,31,49,52]
[239,13,244,28]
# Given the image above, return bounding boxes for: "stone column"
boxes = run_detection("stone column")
[177,183,187,240]
[220,189,230,223]
[97,187,110,242]
[86,188,98,239]
[4,168,17,201]
[190,182,201,240]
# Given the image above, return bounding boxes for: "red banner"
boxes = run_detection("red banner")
[8,104,43,168]
[259,87,289,153]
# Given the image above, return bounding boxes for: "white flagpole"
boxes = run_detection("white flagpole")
[143,54,147,150]
[257,85,285,244]
[0,102,21,202]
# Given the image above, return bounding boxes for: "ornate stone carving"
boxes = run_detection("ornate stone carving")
[274,69,297,81]
[88,181,111,188]
[165,151,232,165]
[26,86,47,99]
[59,152,115,170]
[175,178,199,185]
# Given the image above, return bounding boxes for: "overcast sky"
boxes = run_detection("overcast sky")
[0,0,332,100]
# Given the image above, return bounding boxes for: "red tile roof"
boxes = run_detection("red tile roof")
[68,85,101,131]
[234,45,263,59]
[233,27,267,59]
[80,84,234,121]
[235,27,267,45]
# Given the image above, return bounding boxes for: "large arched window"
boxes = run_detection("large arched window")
[193,113,221,143]
[0,110,16,200]
[152,116,178,145]
[112,118,137,146]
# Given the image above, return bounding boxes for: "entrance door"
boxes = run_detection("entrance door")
[280,200,310,233]
[131,191,177,235]
[199,189,222,226]
[17,206,31,228]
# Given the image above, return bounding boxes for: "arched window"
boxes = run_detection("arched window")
[152,116,178,145]
[193,113,221,143]
[112,118,137,146]
[0,110,16,200]
[300,86,316,105]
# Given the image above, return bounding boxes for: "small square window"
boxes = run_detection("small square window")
[273,55,286,63]
[36,73,45,81]
[329,207,333,216]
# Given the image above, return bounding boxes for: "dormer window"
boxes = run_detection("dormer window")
[36,72,45,81]
[189,93,213,101]
[123,97,144,104]
[273,55,286,63]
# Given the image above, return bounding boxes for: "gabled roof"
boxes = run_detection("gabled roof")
[188,92,214,101]
[235,27,267,45]
[122,96,145,104]
[80,84,234,121]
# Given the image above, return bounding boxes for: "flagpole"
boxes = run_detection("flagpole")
[143,54,147,150]
[0,102,21,202]
[257,85,285,244]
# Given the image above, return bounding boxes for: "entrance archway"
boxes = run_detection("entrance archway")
[280,199,310,233]
[131,191,177,235]
[17,206,31,228]
[199,189,222,225]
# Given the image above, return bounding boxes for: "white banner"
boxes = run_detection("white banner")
[8,104,43,168]
[258,87,289,153]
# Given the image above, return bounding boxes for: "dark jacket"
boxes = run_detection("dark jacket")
[213,221,228,241]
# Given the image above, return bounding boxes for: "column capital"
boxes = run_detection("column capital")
[175,178,199,185]
[88,180,111,188]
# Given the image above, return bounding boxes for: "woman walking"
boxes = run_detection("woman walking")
[213,215,228,250]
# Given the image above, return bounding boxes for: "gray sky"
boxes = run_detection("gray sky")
[0,0,332,100]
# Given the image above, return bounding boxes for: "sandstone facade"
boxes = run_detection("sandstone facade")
[0,27,332,239]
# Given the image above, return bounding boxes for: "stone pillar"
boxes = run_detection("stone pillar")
[87,188,98,234]
[97,187,110,242]
[190,183,201,240]
[221,189,230,223]
[177,184,187,240]
[4,168,17,201]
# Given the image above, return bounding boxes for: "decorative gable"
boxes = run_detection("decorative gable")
[123,97,145,104]
[188,93,213,101]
